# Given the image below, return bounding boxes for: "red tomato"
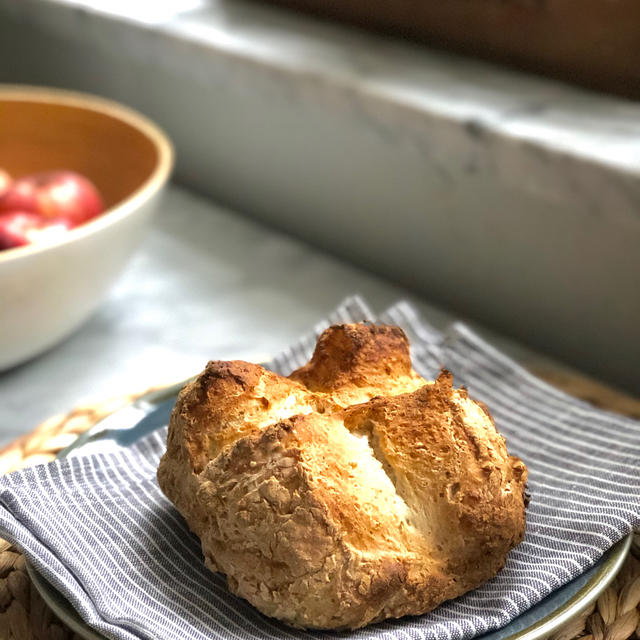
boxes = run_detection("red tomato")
[0,211,73,251]
[0,170,104,226]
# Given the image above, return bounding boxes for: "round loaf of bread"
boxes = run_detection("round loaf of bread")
[157,324,527,629]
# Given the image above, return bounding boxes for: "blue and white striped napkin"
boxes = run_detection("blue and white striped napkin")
[1,296,639,640]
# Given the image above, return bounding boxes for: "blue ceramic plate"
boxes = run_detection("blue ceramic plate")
[28,382,632,640]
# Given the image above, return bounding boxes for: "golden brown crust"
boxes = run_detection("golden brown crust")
[168,360,315,474]
[342,371,527,592]
[290,323,413,390]
[290,323,427,408]
[157,323,528,629]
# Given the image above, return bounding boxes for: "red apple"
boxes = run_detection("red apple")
[0,169,12,198]
[0,211,73,251]
[0,170,104,226]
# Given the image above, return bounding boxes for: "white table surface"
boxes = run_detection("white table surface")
[0,185,550,449]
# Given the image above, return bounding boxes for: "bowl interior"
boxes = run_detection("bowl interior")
[0,97,160,210]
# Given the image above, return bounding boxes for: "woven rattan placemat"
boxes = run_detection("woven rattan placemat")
[0,374,638,640]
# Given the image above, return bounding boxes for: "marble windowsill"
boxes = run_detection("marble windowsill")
[6,0,640,177]
[0,0,639,392]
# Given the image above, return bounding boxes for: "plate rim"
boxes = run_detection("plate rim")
[26,562,108,640]
[501,534,631,640]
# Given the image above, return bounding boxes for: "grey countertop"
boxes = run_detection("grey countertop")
[0,185,568,449]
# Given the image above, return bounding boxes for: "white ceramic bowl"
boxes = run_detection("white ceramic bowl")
[0,86,173,370]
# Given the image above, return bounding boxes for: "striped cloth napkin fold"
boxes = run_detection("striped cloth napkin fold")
[0,296,638,640]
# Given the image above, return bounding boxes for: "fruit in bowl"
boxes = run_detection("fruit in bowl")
[0,211,72,250]
[0,85,173,371]
[0,169,105,250]
[0,170,104,222]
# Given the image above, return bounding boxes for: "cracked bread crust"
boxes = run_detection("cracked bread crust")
[157,324,528,629]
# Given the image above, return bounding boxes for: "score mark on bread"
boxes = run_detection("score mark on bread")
[157,324,528,630]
